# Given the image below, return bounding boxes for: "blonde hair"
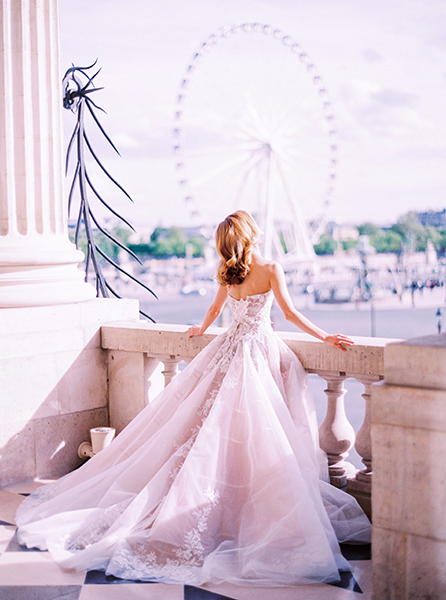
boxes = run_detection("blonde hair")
[216,211,261,286]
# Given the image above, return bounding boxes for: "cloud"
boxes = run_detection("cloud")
[337,79,430,141]
[370,88,418,108]
[362,48,383,62]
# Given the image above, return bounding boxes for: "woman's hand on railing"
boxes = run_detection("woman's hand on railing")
[324,334,354,352]
[187,325,203,338]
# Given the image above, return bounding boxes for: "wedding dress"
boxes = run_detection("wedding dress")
[16,290,371,587]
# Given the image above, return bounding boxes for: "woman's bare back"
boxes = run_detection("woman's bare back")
[227,253,275,300]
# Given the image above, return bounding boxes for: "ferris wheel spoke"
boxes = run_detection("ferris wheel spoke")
[179,116,272,152]
[187,152,255,188]
[181,144,247,158]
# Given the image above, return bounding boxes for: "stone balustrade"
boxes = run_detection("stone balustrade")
[372,333,446,599]
[102,321,393,517]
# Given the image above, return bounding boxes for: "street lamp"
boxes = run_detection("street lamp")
[357,236,376,337]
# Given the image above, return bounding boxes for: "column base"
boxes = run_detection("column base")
[0,236,96,307]
[0,276,96,307]
[347,475,372,519]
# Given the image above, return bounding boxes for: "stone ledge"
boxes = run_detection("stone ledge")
[101,322,390,379]
[384,333,446,390]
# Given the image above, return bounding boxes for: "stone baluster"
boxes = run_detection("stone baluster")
[0,0,94,307]
[161,356,181,387]
[355,375,376,477]
[143,355,161,406]
[319,374,356,488]
[347,375,378,518]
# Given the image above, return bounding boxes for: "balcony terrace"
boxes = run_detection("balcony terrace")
[1,1,446,598]
[2,305,445,599]
[1,317,379,599]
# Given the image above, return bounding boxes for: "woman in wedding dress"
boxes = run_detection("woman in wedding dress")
[16,210,371,587]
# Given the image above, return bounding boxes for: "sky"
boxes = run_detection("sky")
[60,0,446,232]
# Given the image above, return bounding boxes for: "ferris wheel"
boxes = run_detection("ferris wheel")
[173,23,337,263]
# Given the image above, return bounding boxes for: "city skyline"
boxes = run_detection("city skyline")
[60,0,446,232]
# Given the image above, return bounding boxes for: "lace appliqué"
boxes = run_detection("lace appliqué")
[65,498,132,551]
[18,481,60,511]
[170,389,219,480]
[108,487,220,585]
[15,481,63,526]
[203,292,274,388]
[173,487,220,565]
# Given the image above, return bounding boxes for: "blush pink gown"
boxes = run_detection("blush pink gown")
[17,291,370,586]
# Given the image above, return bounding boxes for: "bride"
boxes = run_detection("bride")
[16,210,371,587]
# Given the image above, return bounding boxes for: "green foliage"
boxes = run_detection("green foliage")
[436,228,446,253]
[342,239,358,251]
[355,211,446,254]
[313,235,338,255]
[370,230,403,253]
[424,226,441,250]
[390,212,427,252]
[128,227,207,258]
[69,226,130,261]
[357,222,380,237]
[189,235,207,257]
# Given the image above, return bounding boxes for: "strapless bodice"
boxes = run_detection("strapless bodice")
[227,290,274,336]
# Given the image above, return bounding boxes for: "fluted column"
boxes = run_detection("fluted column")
[0,0,94,306]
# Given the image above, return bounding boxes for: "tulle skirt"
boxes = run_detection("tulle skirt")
[16,327,370,586]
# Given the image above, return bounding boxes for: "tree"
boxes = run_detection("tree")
[128,227,207,258]
[358,222,380,238]
[435,228,446,256]
[390,212,427,252]
[370,230,403,253]
[313,235,337,255]
[69,225,131,262]
[342,239,359,251]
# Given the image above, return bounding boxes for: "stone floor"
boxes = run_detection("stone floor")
[0,481,372,600]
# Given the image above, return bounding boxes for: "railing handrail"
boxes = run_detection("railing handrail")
[101,321,397,380]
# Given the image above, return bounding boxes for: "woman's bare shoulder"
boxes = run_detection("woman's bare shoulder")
[255,257,283,276]
[251,255,279,269]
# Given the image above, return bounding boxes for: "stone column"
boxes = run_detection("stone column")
[372,334,446,599]
[0,0,94,306]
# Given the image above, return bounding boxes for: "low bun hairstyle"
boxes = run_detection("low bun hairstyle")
[215,211,261,286]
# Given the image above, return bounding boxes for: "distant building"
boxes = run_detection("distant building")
[415,209,446,227]
[326,222,359,242]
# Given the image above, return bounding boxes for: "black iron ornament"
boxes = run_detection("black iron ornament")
[62,61,156,321]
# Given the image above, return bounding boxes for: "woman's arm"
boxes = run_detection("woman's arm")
[269,262,354,351]
[187,285,228,337]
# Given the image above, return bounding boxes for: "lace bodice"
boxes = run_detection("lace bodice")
[226,290,274,340]
[200,290,274,387]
